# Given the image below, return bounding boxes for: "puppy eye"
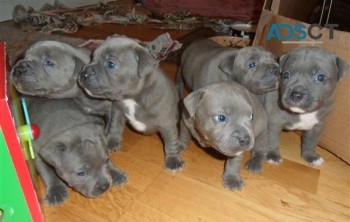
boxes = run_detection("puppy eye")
[214,115,226,123]
[105,60,117,70]
[314,73,326,82]
[249,113,254,121]
[43,58,55,68]
[76,171,87,177]
[283,71,291,79]
[248,61,257,69]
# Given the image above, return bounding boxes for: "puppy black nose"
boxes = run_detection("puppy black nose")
[13,61,32,76]
[80,67,95,81]
[96,181,110,193]
[232,131,250,147]
[290,91,304,102]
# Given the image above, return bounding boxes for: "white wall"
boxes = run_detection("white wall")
[0,0,106,22]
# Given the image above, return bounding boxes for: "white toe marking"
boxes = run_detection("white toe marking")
[267,159,283,165]
[310,157,324,166]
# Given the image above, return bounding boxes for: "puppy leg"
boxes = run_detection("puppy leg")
[301,124,325,166]
[266,124,283,164]
[106,105,126,152]
[223,154,244,191]
[159,125,184,172]
[245,131,268,173]
[35,157,68,205]
[108,161,128,186]
[178,119,191,151]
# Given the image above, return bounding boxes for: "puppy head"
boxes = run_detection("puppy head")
[183,82,255,156]
[279,46,349,113]
[10,40,90,98]
[219,46,279,94]
[78,37,157,100]
[39,127,113,197]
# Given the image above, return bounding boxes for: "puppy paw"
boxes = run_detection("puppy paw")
[106,139,122,153]
[45,184,68,205]
[110,168,128,186]
[222,175,245,191]
[245,158,263,173]
[266,151,283,165]
[165,155,185,172]
[302,153,324,166]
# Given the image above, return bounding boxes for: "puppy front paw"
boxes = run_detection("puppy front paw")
[110,168,128,186]
[165,155,185,172]
[302,153,324,166]
[222,175,244,191]
[45,184,68,205]
[245,158,263,173]
[106,139,122,153]
[266,151,283,164]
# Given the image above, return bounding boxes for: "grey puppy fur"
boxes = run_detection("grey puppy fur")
[176,39,279,99]
[27,97,127,205]
[78,37,184,172]
[180,82,268,190]
[263,46,349,166]
[10,40,125,152]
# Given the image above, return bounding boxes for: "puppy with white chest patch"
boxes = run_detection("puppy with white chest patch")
[263,47,349,166]
[10,40,125,152]
[27,97,127,205]
[176,39,280,100]
[78,37,184,172]
[180,82,268,190]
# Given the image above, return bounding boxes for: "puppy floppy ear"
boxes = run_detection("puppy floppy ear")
[135,47,157,78]
[218,53,237,75]
[183,88,207,118]
[38,142,67,167]
[335,56,349,81]
[61,43,90,80]
[72,55,89,80]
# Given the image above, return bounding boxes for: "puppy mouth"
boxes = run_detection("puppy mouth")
[15,84,54,96]
[213,145,251,157]
[82,87,113,99]
[282,96,320,113]
[78,184,111,198]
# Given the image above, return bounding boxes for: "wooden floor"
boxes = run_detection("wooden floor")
[32,24,349,221]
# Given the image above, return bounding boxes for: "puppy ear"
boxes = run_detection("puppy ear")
[60,43,90,80]
[218,53,236,75]
[135,47,157,78]
[39,142,67,167]
[278,53,289,71]
[335,56,349,81]
[72,55,88,80]
[183,88,207,118]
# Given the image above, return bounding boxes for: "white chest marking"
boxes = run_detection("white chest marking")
[286,111,319,130]
[123,99,146,132]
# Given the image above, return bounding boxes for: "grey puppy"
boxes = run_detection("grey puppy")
[263,47,349,166]
[27,97,127,205]
[78,37,184,172]
[10,40,125,152]
[180,82,268,190]
[177,39,279,98]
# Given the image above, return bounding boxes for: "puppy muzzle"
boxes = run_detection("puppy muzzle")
[12,60,34,77]
[79,66,96,83]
